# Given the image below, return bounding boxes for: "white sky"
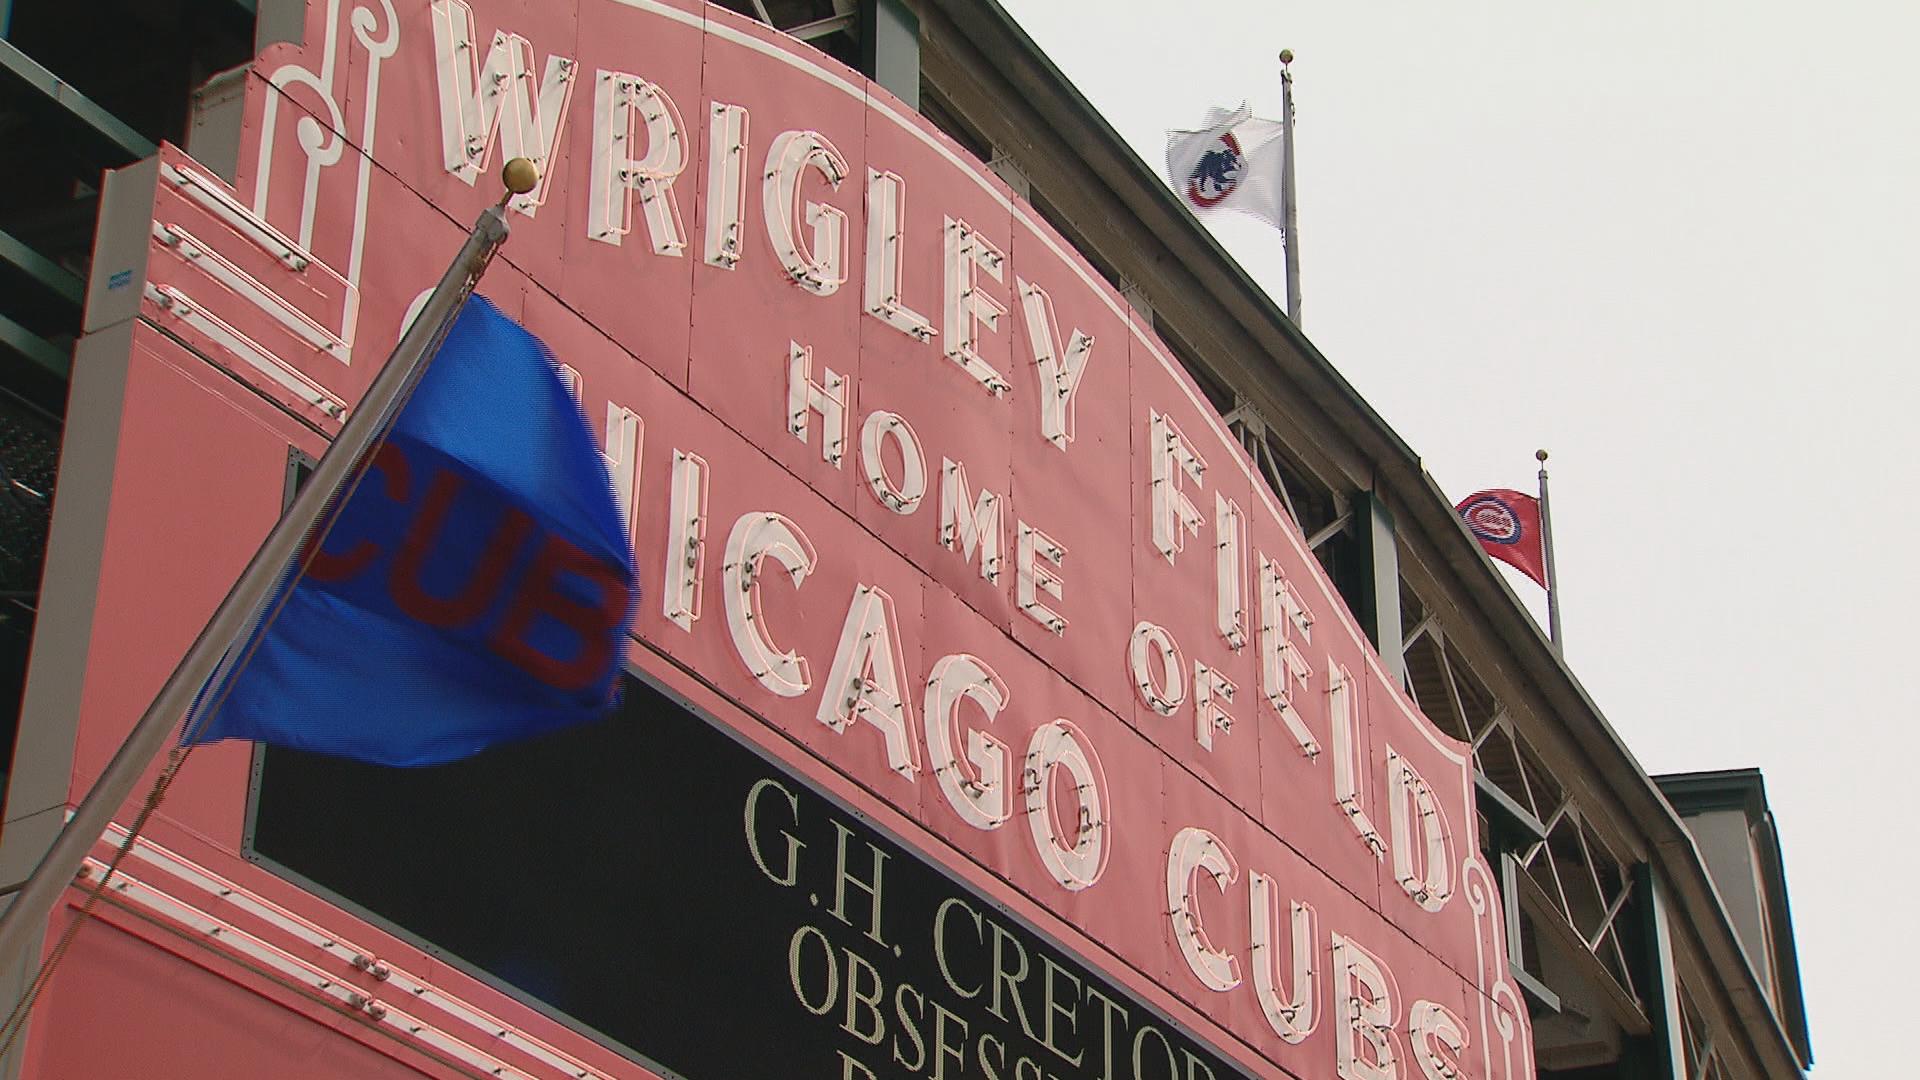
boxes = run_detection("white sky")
[997,0,1918,1073]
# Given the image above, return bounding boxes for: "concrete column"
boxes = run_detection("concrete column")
[1349,491,1404,682]
[1628,862,1687,1079]
[861,0,919,110]
[255,0,306,51]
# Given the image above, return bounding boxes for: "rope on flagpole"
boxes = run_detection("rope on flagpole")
[0,263,410,1059]
[0,251,465,1059]
[0,743,197,1058]
[0,414,386,1055]
[0,463,359,1058]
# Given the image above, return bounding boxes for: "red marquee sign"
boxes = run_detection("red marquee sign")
[60,2,1536,1078]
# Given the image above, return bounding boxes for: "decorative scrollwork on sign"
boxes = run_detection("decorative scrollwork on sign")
[249,0,398,358]
[1463,858,1532,1080]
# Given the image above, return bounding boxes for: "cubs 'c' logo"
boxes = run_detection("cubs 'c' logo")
[1186,132,1244,207]
[1460,494,1524,546]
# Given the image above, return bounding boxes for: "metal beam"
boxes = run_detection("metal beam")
[1305,509,1350,551]
[1501,854,1562,1015]
[0,313,67,379]
[789,13,855,40]
[0,229,84,308]
[1399,610,1435,650]
[1478,771,1549,846]
[1434,624,1476,736]
[860,0,919,109]
[1629,862,1688,1079]
[1349,491,1403,680]
[0,39,155,163]
[1514,862,1653,1036]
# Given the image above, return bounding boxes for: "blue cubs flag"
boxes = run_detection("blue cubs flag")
[184,295,638,765]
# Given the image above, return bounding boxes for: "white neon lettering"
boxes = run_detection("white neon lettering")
[1258,554,1320,757]
[1149,411,1206,563]
[1166,826,1240,992]
[1215,493,1247,650]
[1130,621,1185,715]
[786,340,848,468]
[704,102,750,268]
[939,458,1004,584]
[663,449,708,632]
[819,585,919,778]
[860,411,926,514]
[602,403,642,548]
[942,217,1010,395]
[1193,661,1236,752]
[1015,277,1093,450]
[1409,1000,1468,1080]
[430,0,576,215]
[588,71,686,253]
[1388,748,1454,912]
[723,512,816,698]
[1330,663,1385,858]
[1023,720,1108,890]
[1016,522,1067,635]
[924,654,1011,829]
[1250,872,1318,1044]
[764,130,848,296]
[1333,934,1399,1080]
[865,170,935,342]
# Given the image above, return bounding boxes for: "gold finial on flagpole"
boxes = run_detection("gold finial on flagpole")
[1279,48,1294,66]
[501,157,540,203]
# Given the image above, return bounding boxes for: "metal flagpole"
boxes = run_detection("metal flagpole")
[1537,448,1562,650]
[1278,48,1302,327]
[0,159,542,988]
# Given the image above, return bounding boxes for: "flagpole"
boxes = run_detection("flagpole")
[1536,448,1562,650]
[0,159,540,986]
[1278,48,1302,327]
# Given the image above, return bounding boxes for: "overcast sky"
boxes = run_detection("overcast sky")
[996,0,1916,1073]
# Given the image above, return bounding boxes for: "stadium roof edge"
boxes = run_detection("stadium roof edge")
[917,1,1810,1073]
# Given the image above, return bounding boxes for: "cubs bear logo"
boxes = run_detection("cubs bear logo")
[1186,132,1244,208]
[1460,494,1524,545]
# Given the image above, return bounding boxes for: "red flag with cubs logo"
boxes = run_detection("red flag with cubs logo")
[1455,489,1547,588]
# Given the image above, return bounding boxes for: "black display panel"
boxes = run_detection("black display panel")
[250,677,1243,1080]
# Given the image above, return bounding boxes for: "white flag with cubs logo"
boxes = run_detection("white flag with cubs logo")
[1165,104,1288,229]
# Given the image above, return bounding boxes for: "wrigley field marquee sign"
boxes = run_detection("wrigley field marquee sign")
[78,1,1538,1078]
